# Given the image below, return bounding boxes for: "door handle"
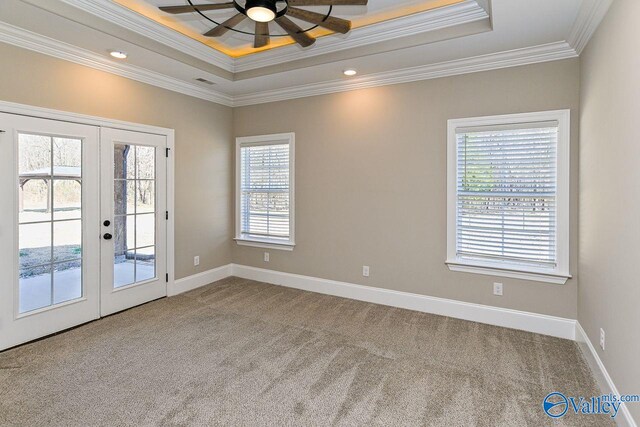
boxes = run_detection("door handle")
[103,233,113,240]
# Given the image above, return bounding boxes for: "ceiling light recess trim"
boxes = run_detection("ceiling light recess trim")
[110,50,128,59]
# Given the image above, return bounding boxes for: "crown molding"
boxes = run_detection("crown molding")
[567,0,614,54]
[0,21,234,107]
[57,0,487,73]
[233,0,489,72]
[2,0,610,108]
[57,0,235,72]
[233,41,578,106]
[0,19,577,108]
[35,0,611,74]
[38,0,613,73]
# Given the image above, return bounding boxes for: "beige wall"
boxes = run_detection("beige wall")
[4,8,638,416]
[579,0,640,420]
[233,59,581,319]
[0,42,583,320]
[0,42,233,280]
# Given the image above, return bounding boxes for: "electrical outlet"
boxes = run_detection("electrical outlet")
[600,328,605,350]
[194,256,200,267]
[362,266,370,277]
[493,282,503,296]
[264,252,270,262]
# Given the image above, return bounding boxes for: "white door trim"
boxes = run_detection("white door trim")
[0,100,173,136]
[0,100,175,302]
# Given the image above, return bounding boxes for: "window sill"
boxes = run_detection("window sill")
[235,238,295,251]
[445,260,571,285]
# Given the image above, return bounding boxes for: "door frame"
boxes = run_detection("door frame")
[0,100,176,298]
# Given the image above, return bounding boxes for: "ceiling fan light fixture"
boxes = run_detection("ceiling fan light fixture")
[246,0,277,23]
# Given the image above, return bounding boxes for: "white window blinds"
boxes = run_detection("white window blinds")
[240,142,291,241]
[455,122,558,268]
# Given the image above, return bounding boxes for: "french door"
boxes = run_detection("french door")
[0,114,167,350]
[100,128,167,316]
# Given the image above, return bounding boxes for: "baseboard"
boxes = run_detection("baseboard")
[168,265,636,425]
[230,264,576,340]
[169,264,232,296]
[575,323,637,427]
[170,263,576,339]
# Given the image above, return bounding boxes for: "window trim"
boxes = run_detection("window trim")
[446,110,571,284]
[235,133,295,251]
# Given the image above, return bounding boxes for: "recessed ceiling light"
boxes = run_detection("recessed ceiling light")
[343,69,357,76]
[110,51,128,59]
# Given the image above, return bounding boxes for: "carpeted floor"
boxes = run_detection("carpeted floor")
[0,277,612,426]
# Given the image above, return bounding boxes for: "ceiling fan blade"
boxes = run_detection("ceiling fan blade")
[275,16,316,47]
[204,13,246,37]
[254,22,270,48]
[288,0,368,5]
[159,3,235,14]
[286,7,351,34]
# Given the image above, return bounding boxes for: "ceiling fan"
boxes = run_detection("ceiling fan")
[159,0,368,48]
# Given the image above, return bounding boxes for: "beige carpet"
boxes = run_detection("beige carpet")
[0,277,612,426]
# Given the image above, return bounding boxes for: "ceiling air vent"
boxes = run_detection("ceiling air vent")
[195,78,215,85]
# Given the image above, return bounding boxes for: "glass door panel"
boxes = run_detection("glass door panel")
[113,143,156,288]
[18,134,83,313]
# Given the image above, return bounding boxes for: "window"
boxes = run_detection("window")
[235,133,295,250]
[446,111,570,284]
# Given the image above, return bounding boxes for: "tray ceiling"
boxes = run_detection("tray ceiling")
[0,0,609,107]
[114,0,467,57]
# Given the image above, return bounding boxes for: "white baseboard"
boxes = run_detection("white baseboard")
[575,323,637,427]
[169,263,576,339]
[229,264,577,340]
[169,264,232,296]
[169,265,636,425]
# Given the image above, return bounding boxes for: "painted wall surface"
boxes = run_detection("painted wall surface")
[4,6,640,421]
[0,42,583,320]
[0,42,233,280]
[579,0,640,421]
[233,59,581,319]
